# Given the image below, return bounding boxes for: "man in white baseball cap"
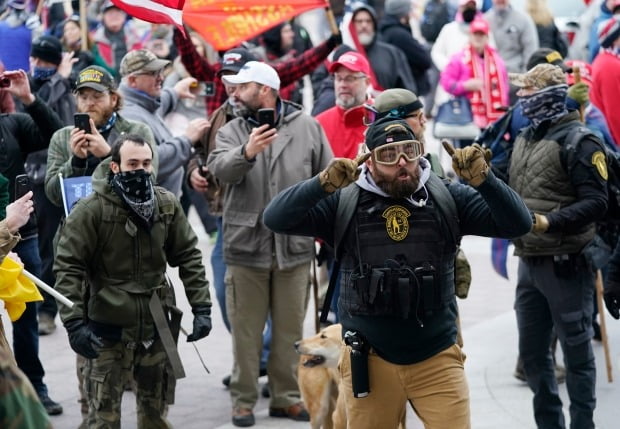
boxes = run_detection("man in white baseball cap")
[209,58,332,427]
[222,60,281,90]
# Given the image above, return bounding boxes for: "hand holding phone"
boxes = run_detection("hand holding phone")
[74,113,92,134]
[13,174,36,229]
[257,108,275,129]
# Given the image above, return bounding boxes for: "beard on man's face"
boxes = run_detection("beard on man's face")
[357,32,374,46]
[373,165,420,199]
[235,96,262,119]
[84,103,115,128]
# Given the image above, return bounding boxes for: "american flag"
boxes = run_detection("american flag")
[111,0,184,30]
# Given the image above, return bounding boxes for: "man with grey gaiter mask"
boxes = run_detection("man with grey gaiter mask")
[506,63,608,429]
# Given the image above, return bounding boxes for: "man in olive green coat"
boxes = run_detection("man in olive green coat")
[45,65,158,208]
[54,134,212,428]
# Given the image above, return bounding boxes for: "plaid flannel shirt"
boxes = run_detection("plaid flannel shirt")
[174,30,337,115]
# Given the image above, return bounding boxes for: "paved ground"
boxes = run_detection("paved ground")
[5,231,620,429]
[4,128,620,428]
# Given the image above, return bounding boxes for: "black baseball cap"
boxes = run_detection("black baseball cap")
[365,117,417,151]
[526,48,570,72]
[219,48,258,75]
[75,66,117,92]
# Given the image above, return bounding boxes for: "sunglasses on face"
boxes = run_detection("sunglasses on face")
[374,140,423,165]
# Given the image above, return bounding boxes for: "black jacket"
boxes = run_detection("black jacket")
[536,22,568,59]
[379,14,433,95]
[0,97,63,236]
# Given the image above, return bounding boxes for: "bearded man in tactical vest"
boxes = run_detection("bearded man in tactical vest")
[263,117,532,428]
[507,63,608,429]
[53,134,212,428]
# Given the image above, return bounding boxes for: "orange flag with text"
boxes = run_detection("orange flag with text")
[183,0,327,51]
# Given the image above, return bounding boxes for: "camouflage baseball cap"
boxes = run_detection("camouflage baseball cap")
[509,64,566,90]
[119,49,170,77]
[75,66,117,92]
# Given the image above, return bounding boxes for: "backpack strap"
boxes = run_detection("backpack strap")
[320,184,360,323]
[153,187,177,227]
[334,185,360,257]
[426,172,460,247]
[561,124,603,175]
[563,124,599,154]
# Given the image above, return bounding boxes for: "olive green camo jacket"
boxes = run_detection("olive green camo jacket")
[53,173,211,343]
[0,347,51,429]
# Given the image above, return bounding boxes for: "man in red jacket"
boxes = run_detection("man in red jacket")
[315,51,371,159]
[591,16,620,146]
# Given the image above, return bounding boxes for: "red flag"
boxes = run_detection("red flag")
[183,0,327,51]
[111,0,185,30]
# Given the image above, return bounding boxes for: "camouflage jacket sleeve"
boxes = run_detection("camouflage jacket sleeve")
[0,220,19,262]
[0,348,52,429]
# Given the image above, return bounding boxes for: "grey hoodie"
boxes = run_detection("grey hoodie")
[119,84,192,196]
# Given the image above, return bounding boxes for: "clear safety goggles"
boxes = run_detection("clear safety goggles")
[373,140,423,165]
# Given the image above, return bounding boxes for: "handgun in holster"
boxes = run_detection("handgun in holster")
[344,330,370,398]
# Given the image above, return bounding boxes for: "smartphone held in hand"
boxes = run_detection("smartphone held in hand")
[74,113,91,134]
[257,108,275,129]
[14,174,37,229]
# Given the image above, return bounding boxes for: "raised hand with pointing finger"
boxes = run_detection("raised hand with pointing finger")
[319,152,371,193]
[442,140,489,187]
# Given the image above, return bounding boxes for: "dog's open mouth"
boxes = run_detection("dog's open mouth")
[302,355,326,367]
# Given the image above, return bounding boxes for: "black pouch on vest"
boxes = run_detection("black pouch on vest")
[553,254,573,278]
[415,262,438,314]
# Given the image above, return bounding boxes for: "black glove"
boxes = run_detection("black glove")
[328,31,343,47]
[187,305,212,342]
[65,319,104,359]
[604,279,620,319]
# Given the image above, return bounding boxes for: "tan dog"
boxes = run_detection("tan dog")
[296,324,408,429]
[295,324,346,429]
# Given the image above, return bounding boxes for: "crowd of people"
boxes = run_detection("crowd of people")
[1,0,620,428]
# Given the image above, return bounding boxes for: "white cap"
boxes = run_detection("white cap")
[222,61,281,90]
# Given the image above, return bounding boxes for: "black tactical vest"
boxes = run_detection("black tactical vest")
[339,188,457,323]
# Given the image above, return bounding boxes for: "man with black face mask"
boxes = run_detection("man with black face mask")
[53,134,212,428]
[45,65,159,424]
[506,64,607,429]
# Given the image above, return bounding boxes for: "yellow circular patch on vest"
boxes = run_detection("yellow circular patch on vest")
[382,205,411,241]
[592,151,608,181]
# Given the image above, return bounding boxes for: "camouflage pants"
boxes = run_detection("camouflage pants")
[83,338,172,429]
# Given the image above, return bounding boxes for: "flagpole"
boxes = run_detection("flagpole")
[79,0,88,52]
[324,6,339,35]
[22,269,74,308]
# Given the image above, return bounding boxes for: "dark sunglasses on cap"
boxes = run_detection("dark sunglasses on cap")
[374,140,424,165]
[363,102,425,126]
